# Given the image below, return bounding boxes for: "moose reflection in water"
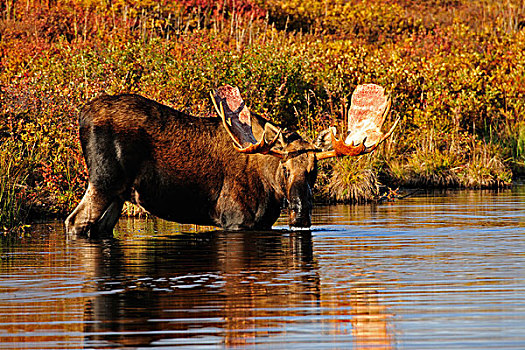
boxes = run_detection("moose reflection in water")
[74,222,394,348]
[65,84,398,237]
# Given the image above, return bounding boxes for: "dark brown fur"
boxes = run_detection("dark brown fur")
[65,94,319,237]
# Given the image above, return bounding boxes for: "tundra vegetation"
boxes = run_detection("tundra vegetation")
[1,0,524,233]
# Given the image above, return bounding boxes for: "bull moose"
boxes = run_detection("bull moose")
[65,84,398,237]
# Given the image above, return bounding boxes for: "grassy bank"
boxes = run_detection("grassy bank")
[1,0,524,232]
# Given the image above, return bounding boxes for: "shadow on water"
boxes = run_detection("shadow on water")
[1,187,525,349]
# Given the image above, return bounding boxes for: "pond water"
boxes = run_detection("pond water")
[1,188,524,349]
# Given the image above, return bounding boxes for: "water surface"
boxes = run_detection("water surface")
[1,188,524,349]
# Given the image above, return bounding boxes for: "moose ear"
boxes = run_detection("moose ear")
[314,127,336,151]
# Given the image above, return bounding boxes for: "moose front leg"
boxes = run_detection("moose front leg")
[65,183,122,238]
[213,180,279,230]
[214,193,253,230]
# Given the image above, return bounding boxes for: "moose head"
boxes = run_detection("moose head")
[211,84,399,228]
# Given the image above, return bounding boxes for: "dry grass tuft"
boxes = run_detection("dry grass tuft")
[459,144,512,188]
[327,157,380,203]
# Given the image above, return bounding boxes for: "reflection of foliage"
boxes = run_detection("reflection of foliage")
[1,0,524,228]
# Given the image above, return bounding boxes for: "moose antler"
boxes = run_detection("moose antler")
[317,84,399,160]
[211,85,283,157]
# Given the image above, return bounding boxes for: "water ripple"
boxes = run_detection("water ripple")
[0,188,524,348]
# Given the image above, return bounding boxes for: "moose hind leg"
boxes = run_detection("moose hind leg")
[65,184,117,238]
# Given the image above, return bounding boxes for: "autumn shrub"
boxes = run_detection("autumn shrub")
[0,139,31,233]
[0,80,87,219]
[1,0,524,231]
[265,0,525,38]
[265,0,415,37]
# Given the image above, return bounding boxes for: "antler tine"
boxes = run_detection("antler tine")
[316,129,367,160]
[211,91,243,149]
[384,94,392,118]
[363,116,400,153]
[211,89,284,157]
[239,127,283,156]
[377,94,392,129]
[331,128,367,156]
[261,122,285,157]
